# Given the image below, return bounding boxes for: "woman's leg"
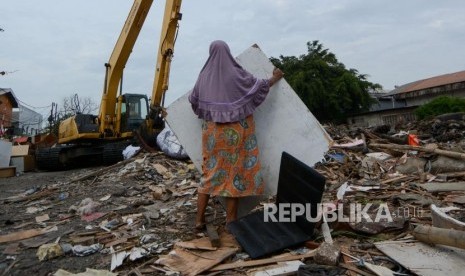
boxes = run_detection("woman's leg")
[196,193,210,229]
[225,197,239,224]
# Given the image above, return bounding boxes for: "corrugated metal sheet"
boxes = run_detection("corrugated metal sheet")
[393,70,465,95]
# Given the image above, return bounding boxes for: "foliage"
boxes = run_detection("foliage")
[270,40,381,122]
[415,96,465,120]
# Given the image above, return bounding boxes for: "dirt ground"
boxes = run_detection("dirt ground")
[0,155,224,276]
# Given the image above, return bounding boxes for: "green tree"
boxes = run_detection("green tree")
[270,40,381,122]
[415,96,465,120]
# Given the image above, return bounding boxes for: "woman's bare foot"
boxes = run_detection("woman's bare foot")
[195,220,206,231]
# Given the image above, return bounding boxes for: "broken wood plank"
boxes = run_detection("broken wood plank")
[206,224,220,248]
[4,188,57,204]
[416,182,465,192]
[0,226,57,244]
[20,229,73,249]
[157,246,238,276]
[370,143,465,160]
[209,250,316,271]
[175,241,217,251]
[413,225,465,250]
[67,153,144,183]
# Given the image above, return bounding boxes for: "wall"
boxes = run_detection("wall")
[349,107,417,128]
[13,105,43,135]
[0,94,14,127]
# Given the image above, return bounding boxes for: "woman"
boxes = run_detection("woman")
[189,40,283,229]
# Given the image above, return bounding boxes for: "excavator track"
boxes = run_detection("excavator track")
[102,141,129,165]
[36,147,65,171]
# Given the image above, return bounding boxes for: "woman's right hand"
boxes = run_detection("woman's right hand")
[269,68,284,87]
[273,68,284,79]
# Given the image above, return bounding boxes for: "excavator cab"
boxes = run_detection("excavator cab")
[119,94,149,133]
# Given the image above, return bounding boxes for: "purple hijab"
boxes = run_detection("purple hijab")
[189,40,270,123]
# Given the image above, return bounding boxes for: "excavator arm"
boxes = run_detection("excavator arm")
[151,0,182,109]
[99,0,154,136]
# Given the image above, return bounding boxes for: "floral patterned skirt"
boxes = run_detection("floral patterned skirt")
[198,115,264,197]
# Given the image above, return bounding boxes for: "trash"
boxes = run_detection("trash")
[81,212,106,222]
[110,247,128,271]
[74,198,101,216]
[37,243,64,261]
[209,250,316,272]
[314,242,340,266]
[416,181,465,192]
[248,260,304,276]
[326,152,346,163]
[431,204,465,231]
[298,264,346,276]
[431,155,465,173]
[54,268,117,276]
[10,101,465,275]
[395,156,426,174]
[72,244,103,257]
[156,233,239,275]
[60,243,73,254]
[35,214,50,223]
[140,234,158,244]
[156,124,188,160]
[58,192,70,200]
[408,134,420,146]
[122,145,140,160]
[99,194,111,201]
[413,225,465,249]
[128,247,148,261]
[375,240,465,276]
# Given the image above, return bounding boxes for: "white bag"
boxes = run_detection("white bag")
[156,125,188,159]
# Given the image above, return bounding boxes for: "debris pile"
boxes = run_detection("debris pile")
[1,117,465,275]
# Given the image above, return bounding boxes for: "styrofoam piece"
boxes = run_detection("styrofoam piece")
[0,140,13,167]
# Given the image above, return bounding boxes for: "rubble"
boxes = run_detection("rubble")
[2,116,465,275]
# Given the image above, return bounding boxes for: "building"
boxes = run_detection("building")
[12,105,43,136]
[0,88,19,136]
[348,70,465,127]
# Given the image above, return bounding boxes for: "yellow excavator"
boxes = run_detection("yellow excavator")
[36,0,182,170]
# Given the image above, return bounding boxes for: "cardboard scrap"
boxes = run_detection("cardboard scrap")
[156,233,239,276]
[11,145,29,156]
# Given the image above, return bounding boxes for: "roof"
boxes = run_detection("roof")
[0,88,19,108]
[388,70,465,95]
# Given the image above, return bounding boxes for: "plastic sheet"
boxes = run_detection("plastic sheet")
[156,125,188,159]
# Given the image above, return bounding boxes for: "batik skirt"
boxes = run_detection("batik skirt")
[198,115,264,197]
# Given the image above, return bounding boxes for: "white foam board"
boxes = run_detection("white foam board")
[0,140,13,168]
[166,45,332,213]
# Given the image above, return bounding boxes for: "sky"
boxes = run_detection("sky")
[1,0,465,120]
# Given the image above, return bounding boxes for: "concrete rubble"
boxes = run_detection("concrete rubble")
[1,115,465,275]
